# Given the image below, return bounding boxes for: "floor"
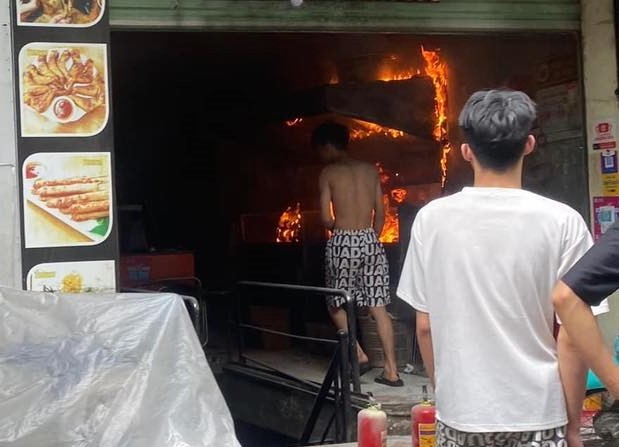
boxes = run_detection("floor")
[204,334,608,447]
[241,348,432,409]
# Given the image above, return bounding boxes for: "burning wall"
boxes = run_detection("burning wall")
[276,45,450,243]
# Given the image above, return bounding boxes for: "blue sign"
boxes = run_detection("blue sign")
[601,150,618,174]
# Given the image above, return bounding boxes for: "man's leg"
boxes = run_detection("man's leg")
[328,305,368,364]
[368,305,398,381]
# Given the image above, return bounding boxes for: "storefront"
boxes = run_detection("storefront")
[3,0,619,443]
[2,0,612,339]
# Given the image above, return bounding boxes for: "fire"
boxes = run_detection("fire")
[390,188,407,204]
[376,163,407,243]
[350,119,405,141]
[421,47,452,188]
[276,47,451,243]
[276,202,302,243]
[377,55,422,81]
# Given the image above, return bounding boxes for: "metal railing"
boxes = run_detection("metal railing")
[121,276,208,347]
[234,281,362,444]
[121,287,203,342]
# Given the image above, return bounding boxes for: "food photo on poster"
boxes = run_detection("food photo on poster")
[19,42,108,137]
[22,152,112,248]
[17,0,105,27]
[26,260,116,293]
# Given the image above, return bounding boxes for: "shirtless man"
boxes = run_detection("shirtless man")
[313,121,402,386]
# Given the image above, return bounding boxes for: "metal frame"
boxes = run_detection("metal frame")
[235,280,361,444]
[121,287,202,339]
[121,276,208,347]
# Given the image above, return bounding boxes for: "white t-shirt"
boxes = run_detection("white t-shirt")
[397,187,609,432]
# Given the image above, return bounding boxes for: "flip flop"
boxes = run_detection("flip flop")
[374,372,404,387]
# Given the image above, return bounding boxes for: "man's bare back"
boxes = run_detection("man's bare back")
[312,121,401,385]
[319,159,384,233]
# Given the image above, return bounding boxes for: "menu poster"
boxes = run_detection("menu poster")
[17,0,105,27]
[22,152,112,248]
[27,260,116,293]
[18,43,109,137]
[11,0,119,291]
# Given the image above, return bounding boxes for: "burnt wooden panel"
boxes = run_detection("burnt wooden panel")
[324,77,436,139]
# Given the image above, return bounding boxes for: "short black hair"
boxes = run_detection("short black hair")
[458,89,536,172]
[311,121,349,151]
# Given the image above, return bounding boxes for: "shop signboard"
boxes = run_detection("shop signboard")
[10,1,118,293]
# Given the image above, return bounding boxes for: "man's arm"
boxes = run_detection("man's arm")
[554,281,619,397]
[373,173,385,235]
[555,222,619,396]
[554,215,599,446]
[416,311,434,386]
[318,169,335,230]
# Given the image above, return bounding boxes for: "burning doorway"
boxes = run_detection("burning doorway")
[111,29,587,355]
[110,29,587,442]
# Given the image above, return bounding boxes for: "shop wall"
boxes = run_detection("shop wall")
[0,3,21,288]
[441,34,588,215]
[581,0,619,347]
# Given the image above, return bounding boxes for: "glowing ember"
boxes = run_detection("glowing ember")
[286,118,303,126]
[421,46,452,188]
[329,71,339,85]
[276,202,302,243]
[350,119,405,141]
[390,188,408,204]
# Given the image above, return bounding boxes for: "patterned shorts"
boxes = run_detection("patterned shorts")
[436,420,567,447]
[325,228,390,309]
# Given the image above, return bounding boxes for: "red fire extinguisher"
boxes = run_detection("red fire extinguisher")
[411,385,436,447]
[357,393,387,447]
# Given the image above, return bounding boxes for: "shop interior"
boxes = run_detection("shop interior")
[110,31,587,366]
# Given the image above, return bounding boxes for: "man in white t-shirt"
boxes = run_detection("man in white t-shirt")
[397,89,608,446]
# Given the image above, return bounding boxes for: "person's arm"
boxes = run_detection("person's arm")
[553,281,619,397]
[554,215,598,445]
[416,311,434,386]
[318,168,335,230]
[557,326,588,447]
[373,172,385,235]
[555,222,619,396]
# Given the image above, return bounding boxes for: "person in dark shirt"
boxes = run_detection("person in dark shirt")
[553,221,619,397]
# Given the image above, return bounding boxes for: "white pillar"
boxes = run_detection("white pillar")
[0,3,21,288]
[581,0,619,346]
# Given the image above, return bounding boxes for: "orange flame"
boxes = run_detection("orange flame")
[350,119,405,141]
[377,55,422,81]
[391,188,408,204]
[279,48,451,243]
[421,46,451,188]
[380,194,399,243]
[276,202,302,243]
[376,163,405,243]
